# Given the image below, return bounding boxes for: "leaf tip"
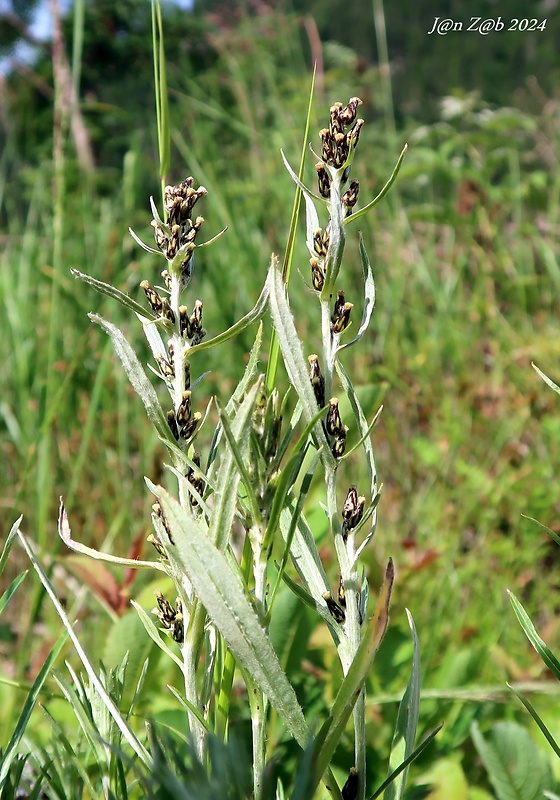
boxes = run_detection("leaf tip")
[58,498,72,545]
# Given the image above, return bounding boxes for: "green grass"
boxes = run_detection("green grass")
[1,7,560,797]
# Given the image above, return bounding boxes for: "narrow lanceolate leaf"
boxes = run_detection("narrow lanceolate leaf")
[279,506,332,607]
[17,531,152,768]
[280,149,321,259]
[71,269,155,319]
[155,487,310,748]
[138,314,167,365]
[131,600,183,671]
[383,610,421,800]
[0,632,67,789]
[532,362,560,396]
[263,404,328,553]
[187,279,269,357]
[267,259,334,469]
[337,233,376,352]
[209,381,261,551]
[508,591,560,680]
[345,144,408,225]
[89,313,170,441]
[313,559,394,787]
[336,359,378,501]
[58,499,165,571]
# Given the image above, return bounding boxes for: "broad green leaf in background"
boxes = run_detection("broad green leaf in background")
[471,721,555,800]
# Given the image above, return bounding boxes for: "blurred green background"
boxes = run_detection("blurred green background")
[1,0,560,795]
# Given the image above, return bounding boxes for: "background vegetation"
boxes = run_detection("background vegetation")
[1,0,559,796]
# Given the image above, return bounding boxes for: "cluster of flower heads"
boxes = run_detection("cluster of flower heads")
[310,97,363,295]
[308,100,369,633]
[138,178,209,578]
[153,589,184,644]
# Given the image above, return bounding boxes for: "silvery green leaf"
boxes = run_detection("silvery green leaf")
[345,144,408,225]
[264,403,328,553]
[165,464,211,520]
[154,487,310,749]
[268,448,319,614]
[149,196,163,226]
[128,226,163,256]
[138,314,167,363]
[267,259,334,469]
[209,381,261,551]
[280,149,322,258]
[188,279,269,357]
[359,569,369,623]
[71,269,156,319]
[207,323,263,474]
[383,610,421,800]
[196,225,228,249]
[337,233,375,352]
[281,149,323,204]
[341,404,383,462]
[58,499,166,572]
[130,600,183,671]
[216,397,263,528]
[336,358,378,503]
[89,314,170,441]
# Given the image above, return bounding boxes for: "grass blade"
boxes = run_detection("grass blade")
[508,591,560,680]
[370,725,443,800]
[532,362,560,395]
[383,610,421,800]
[17,531,152,768]
[1,516,23,574]
[0,633,67,789]
[507,683,560,758]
